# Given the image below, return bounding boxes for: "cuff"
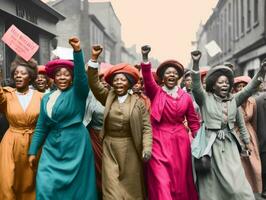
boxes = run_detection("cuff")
[191,69,200,74]
[87,60,100,69]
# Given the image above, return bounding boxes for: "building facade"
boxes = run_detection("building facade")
[197,0,266,76]
[0,0,64,79]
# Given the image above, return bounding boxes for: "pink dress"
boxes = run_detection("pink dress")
[141,62,200,200]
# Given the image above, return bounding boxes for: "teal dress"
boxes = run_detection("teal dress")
[28,51,97,200]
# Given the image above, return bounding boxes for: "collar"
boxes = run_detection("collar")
[117,90,132,103]
[213,93,233,102]
[162,85,179,99]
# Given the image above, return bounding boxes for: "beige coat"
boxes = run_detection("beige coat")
[87,67,152,157]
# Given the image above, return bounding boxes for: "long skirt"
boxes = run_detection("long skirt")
[102,136,145,200]
[197,130,255,200]
[36,124,97,200]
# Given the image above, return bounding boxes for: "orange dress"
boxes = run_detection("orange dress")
[239,97,262,193]
[0,86,43,200]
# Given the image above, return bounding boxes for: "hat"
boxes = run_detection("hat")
[99,62,113,78]
[104,63,140,86]
[45,59,74,78]
[156,59,184,80]
[234,76,251,85]
[37,65,46,74]
[205,65,234,92]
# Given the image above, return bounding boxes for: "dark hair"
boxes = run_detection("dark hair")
[10,56,38,85]
[158,65,180,80]
[110,73,135,88]
[206,71,234,93]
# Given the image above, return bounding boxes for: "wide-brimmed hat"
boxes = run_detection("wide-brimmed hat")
[104,63,140,86]
[205,65,234,92]
[156,59,184,80]
[45,59,74,78]
[234,76,251,85]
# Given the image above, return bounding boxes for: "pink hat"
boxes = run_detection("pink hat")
[45,59,74,78]
[37,65,46,74]
[234,76,251,85]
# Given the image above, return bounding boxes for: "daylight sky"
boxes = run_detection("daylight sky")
[89,0,218,66]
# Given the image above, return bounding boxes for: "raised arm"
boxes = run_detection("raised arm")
[140,45,160,100]
[235,59,266,106]
[191,50,206,107]
[87,45,109,106]
[69,37,89,99]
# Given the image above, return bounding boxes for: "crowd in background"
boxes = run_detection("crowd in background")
[0,36,266,200]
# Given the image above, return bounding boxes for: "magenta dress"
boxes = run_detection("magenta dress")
[141,62,200,200]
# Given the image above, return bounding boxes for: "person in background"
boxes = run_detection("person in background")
[199,67,209,90]
[141,45,200,200]
[191,50,265,200]
[87,45,152,200]
[0,55,43,200]
[28,37,97,200]
[233,75,262,193]
[34,65,50,93]
[256,85,266,198]
[83,65,111,199]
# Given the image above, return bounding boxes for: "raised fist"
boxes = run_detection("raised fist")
[69,36,81,52]
[141,45,151,56]
[91,45,103,61]
[191,50,202,62]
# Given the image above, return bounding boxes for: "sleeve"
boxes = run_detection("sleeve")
[28,99,50,155]
[140,100,153,154]
[73,50,89,99]
[236,108,250,145]
[191,71,206,107]
[0,86,7,113]
[140,62,160,100]
[87,67,109,106]
[235,70,263,107]
[185,96,200,137]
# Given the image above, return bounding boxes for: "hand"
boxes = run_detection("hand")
[69,36,81,52]
[91,45,103,61]
[28,155,37,169]
[141,45,151,62]
[191,50,202,63]
[142,151,151,162]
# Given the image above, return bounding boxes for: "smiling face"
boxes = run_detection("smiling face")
[213,75,230,98]
[35,74,48,92]
[13,66,31,92]
[112,73,130,96]
[54,67,73,91]
[162,66,179,89]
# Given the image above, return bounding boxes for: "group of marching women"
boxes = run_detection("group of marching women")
[0,36,265,200]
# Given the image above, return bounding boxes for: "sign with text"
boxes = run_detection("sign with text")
[1,25,39,61]
[204,40,222,57]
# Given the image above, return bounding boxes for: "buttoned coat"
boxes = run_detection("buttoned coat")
[87,67,152,158]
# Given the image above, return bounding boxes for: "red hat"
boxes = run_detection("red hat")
[156,59,184,80]
[234,76,251,85]
[200,66,210,82]
[37,65,46,74]
[45,59,74,78]
[105,63,140,86]
[99,62,113,78]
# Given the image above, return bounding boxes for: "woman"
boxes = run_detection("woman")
[140,46,200,200]
[191,50,265,200]
[87,45,152,200]
[34,65,50,93]
[83,66,110,199]
[234,75,262,193]
[0,56,43,200]
[28,37,97,200]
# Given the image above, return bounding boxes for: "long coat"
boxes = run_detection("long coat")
[191,70,259,200]
[87,67,152,157]
[28,51,97,200]
[256,93,266,153]
[141,62,200,200]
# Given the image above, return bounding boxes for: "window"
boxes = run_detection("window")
[247,0,251,29]
[254,0,259,23]
[240,0,245,34]
[234,0,239,38]
[228,3,232,50]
